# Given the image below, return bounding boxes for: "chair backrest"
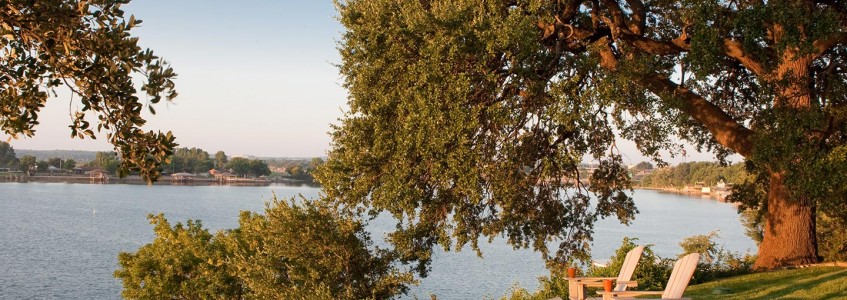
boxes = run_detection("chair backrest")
[662,253,700,299]
[614,245,645,291]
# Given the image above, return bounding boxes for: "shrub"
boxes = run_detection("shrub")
[678,231,754,284]
[116,197,415,300]
[818,212,847,262]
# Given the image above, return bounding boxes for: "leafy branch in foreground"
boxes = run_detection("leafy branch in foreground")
[1,0,178,181]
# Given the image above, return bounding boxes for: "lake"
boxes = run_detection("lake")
[0,183,756,299]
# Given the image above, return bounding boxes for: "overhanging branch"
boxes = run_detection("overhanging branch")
[639,75,755,156]
[723,39,768,77]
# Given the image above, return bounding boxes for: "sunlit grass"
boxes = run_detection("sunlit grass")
[683,266,847,299]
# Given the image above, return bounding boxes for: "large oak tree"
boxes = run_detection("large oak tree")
[321,0,847,271]
[1,0,177,181]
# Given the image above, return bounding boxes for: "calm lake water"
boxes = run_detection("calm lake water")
[0,183,756,299]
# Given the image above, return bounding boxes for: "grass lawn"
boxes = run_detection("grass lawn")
[682,266,847,299]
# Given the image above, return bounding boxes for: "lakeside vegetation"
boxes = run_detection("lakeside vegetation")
[0,142,324,183]
[638,162,749,189]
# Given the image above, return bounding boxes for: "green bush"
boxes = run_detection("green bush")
[678,231,755,284]
[116,197,415,300]
[818,212,847,262]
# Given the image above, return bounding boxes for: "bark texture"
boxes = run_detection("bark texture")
[754,172,819,269]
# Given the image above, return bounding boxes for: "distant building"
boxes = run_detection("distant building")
[89,169,109,181]
[170,172,195,181]
[209,169,237,181]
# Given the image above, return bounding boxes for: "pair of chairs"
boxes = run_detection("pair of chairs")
[553,246,700,300]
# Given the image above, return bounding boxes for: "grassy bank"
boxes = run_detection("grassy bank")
[684,266,847,299]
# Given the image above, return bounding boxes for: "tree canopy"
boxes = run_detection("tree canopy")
[1,0,177,181]
[322,0,847,271]
[0,141,18,168]
[163,147,213,174]
[225,157,271,177]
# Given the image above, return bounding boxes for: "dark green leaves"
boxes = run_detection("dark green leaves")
[323,0,638,275]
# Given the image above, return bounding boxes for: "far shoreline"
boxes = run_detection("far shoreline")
[0,174,319,188]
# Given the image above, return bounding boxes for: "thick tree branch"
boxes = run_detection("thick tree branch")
[723,39,768,77]
[557,0,584,24]
[621,34,689,55]
[640,75,755,156]
[813,32,847,57]
[624,0,646,35]
[599,0,628,32]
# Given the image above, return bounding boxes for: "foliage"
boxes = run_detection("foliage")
[222,198,414,299]
[214,151,228,170]
[640,162,749,188]
[88,151,120,174]
[678,232,755,283]
[14,149,96,162]
[116,198,414,300]
[115,214,241,299]
[266,158,324,182]
[683,267,847,300]
[225,157,271,177]
[816,212,847,262]
[326,0,847,269]
[0,141,19,168]
[586,238,671,291]
[679,231,721,264]
[162,147,213,174]
[62,159,76,170]
[632,161,654,172]
[0,0,178,182]
[18,154,35,173]
[47,157,62,168]
[35,160,47,172]
[739,209,764,245]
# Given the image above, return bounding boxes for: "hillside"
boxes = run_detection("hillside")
[14,149,99,163]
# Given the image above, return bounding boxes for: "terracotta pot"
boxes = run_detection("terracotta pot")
[603,279,614,292]
[567,267,576,278]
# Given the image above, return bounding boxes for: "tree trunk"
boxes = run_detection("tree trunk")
[753,172,818,269]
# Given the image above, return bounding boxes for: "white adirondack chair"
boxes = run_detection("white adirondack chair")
[595,253,700,300]
[564,245,645,300]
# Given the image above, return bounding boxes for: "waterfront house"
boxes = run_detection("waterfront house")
[89,169,109,182]
[170,172,195,181]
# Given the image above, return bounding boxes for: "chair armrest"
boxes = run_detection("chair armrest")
[595,290,663,300]
[566,276,618,283]
[566,276,619,289]
[615,280,638,288]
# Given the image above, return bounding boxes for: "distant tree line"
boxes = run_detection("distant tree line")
[266,157,324,183]
[160,148,271,177]
[0,142,330,181]
[640,162,749,188]
[0,142,275,178]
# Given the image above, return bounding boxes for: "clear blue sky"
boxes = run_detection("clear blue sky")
[2,0,722,163]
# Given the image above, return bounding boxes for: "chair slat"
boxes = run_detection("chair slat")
[662,253,700,298]
[615,246,644,291]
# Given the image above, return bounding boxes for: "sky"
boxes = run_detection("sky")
[2,0,725,164]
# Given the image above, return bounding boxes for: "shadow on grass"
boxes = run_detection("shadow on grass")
[685,267,847,300]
